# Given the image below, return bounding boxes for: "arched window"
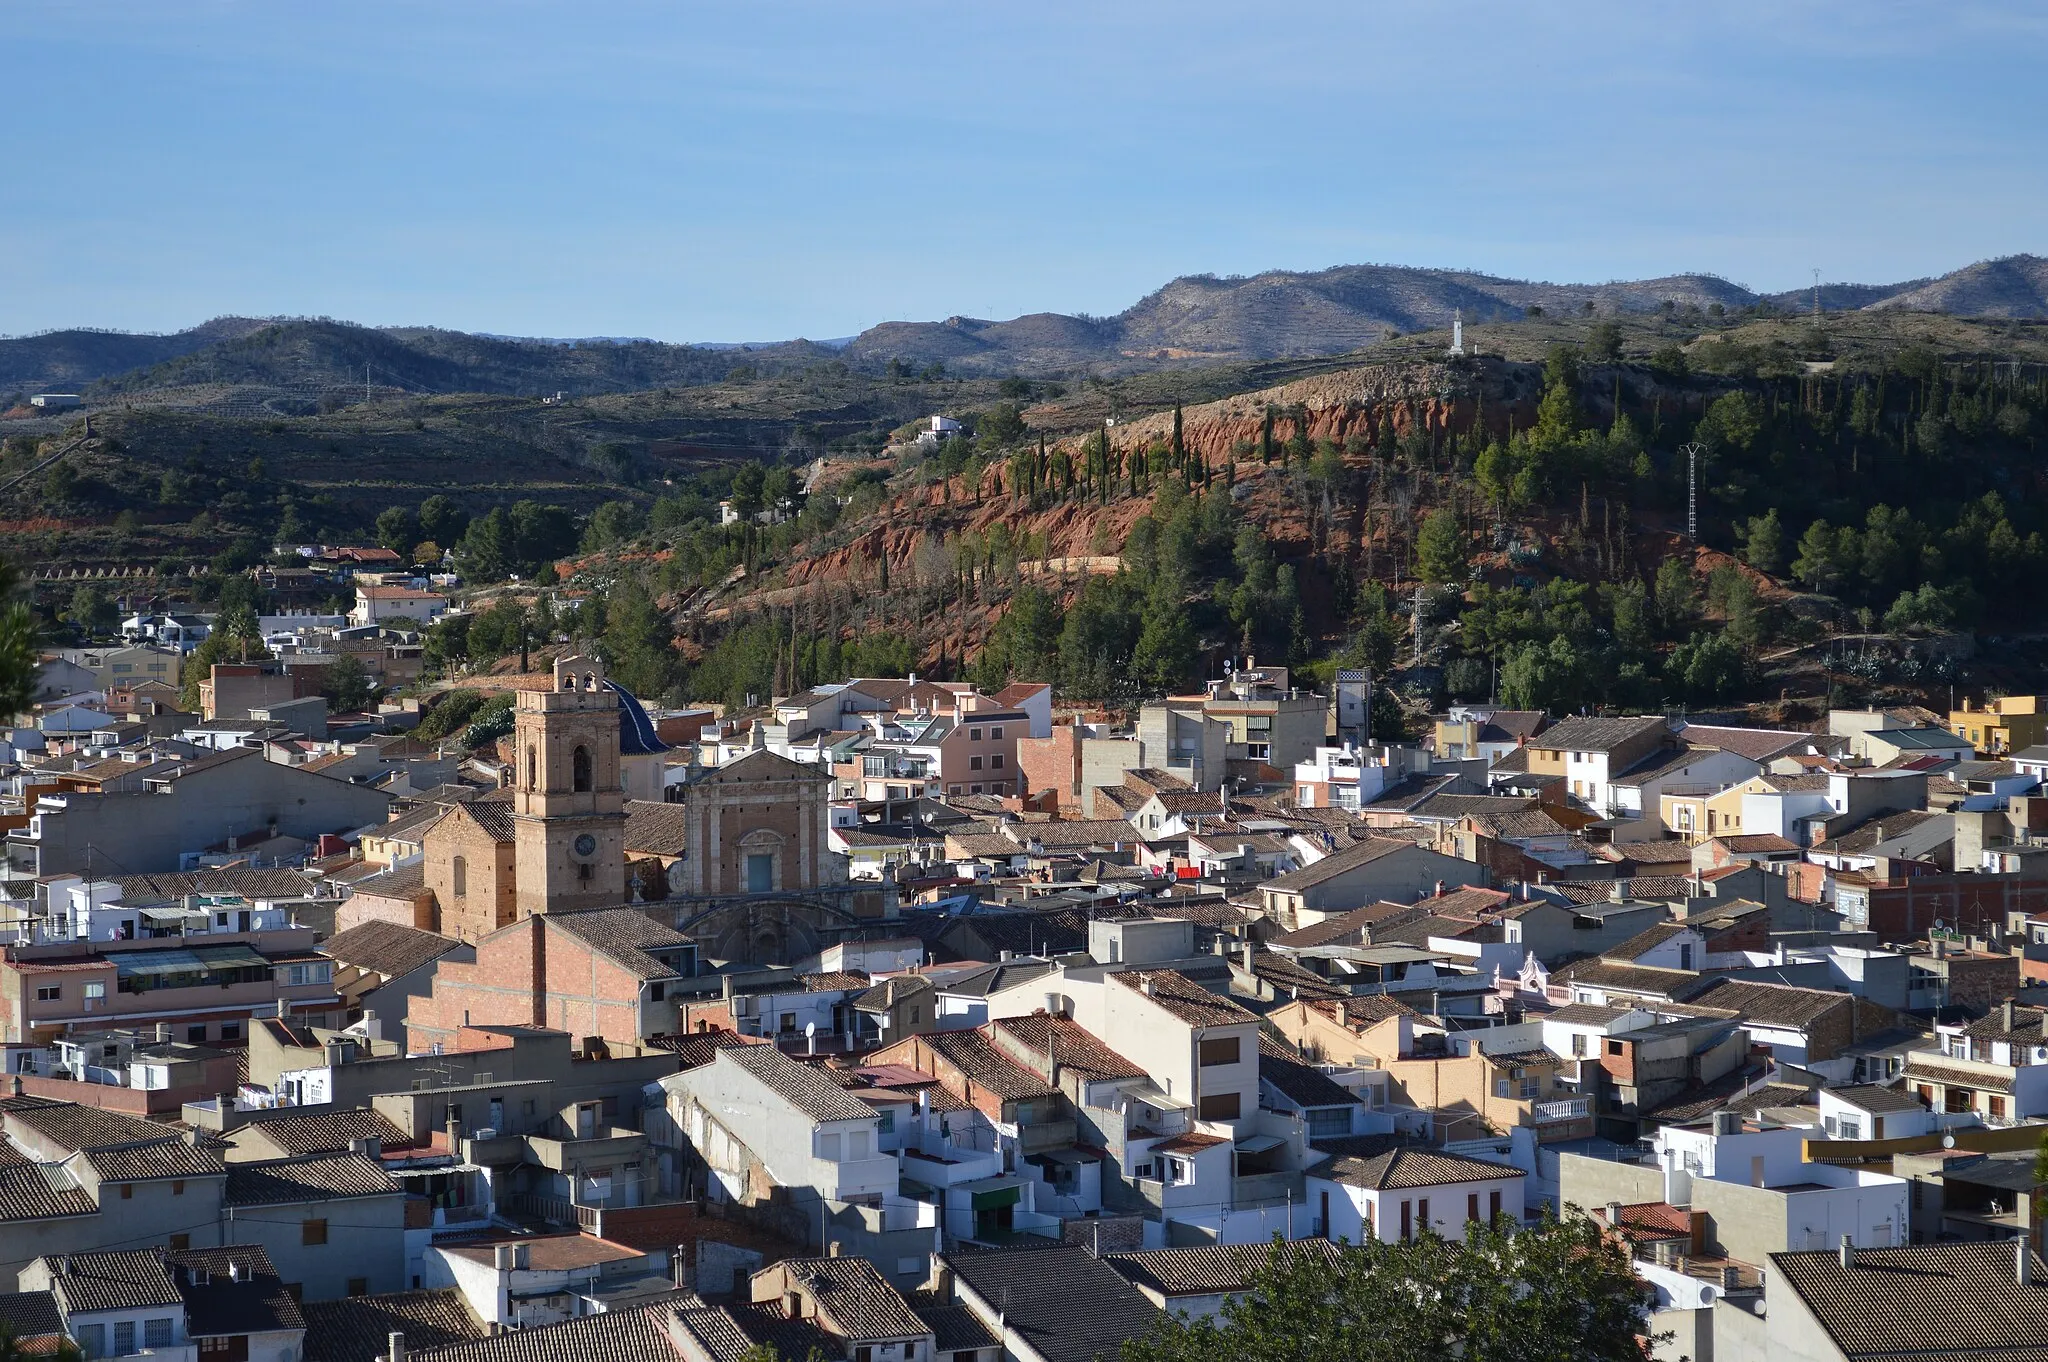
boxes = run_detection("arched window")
[452,855,468,898]
[526,747,538,791]
[572,745,592,793]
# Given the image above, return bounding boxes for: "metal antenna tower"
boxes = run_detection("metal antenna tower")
[1680,442,1704,542]
[1812,268,1822,316]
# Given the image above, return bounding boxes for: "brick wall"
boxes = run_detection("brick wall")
[1015,726,1081,809]
[1946,954,2022,1015]
[407,915,653,1052]
[424,810,515,943]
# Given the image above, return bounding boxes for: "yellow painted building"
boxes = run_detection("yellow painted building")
[1950,695,2048,755]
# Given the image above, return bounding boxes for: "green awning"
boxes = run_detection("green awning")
[971,1185,1021,1211]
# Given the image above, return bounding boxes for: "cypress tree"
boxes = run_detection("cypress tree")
[1261,406,1275,463]
[1171,402,1185,466]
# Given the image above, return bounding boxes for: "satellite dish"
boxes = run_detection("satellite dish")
[1942,1133,1957,1149]
[805,1021,817,1038]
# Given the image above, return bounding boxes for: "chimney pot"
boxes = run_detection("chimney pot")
[2021,1240,2035,1286]
[388,1334,406,1362]
[1839,1235,1856,1270]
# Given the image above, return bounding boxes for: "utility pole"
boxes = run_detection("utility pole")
[365,362,372,407]
[1680,442,1704,542]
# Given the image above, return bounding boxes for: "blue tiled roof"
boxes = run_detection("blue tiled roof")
[607,680,671,756]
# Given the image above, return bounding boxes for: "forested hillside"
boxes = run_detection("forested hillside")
[13,304,2048,726]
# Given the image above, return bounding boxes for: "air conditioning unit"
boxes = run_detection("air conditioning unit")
[731,997,752,1017]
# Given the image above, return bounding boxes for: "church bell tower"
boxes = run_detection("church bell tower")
[512,655,627,917]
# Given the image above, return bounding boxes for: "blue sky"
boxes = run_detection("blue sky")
[5,2,2045,342]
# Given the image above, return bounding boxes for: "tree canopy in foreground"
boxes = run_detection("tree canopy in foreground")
[1121,1210,1657,1362]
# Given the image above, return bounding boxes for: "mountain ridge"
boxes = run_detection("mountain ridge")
[5,254,2042,397]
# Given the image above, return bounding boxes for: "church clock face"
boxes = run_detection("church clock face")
[574,834,597,858]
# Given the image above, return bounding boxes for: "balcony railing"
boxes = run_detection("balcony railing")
[1533,1097,1591,1123]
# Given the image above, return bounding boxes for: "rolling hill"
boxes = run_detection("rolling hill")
[7,255,2047,403]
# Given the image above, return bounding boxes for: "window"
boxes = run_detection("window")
[114,1323,135,1357]
[84,981,105,1000]
[1571,1033,1587,1058]
[573,745,592,792]
[1489,1189,1502,1220]
[990,726,1003,739]
[908,1006,921,1025]
[527,746,538,790]
[286,963,333,986]
[747,854,773,893]
[119,1184,133,1200]
[969,755,983,771]
[1199,1036,1241,1067]
[1400,1200,1412,1241]
[1606,1040,1624,1056]
[1417,1197,1430,1233]
[1306,1107,1350,1140]
[857,1349,872,1362]
[991,754,1004,769]
[189,1025,209,1043]
[77,1325,104,1358]
[818,1132,842,1161]
[848,1130,870,1159]
[1468,1193,1480,1223]
[172,1180,185,1196]
[1197,1092,1241,1121]
[303,1218,329,1245]
[348,1277,369,1297]
[1991,1094,2009,1120]
[452,855,468,898]
[220,1022,240,1042]
[35,985,59,1002]
[169,1234,190,1251]
[144,1319,173,1349]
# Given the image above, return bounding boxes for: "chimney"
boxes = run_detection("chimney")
[673,1244,691,1290]
[1838,1235,1855,1270]
[9,1076,21,1098]
[387,1335,406,1362]
[350,1136,383,1160]
[276,999,290,1018]
[1240,942,1255,974]
[2022,1240,2035,1286]
[445,1102,462,1153]
[1606,1201,1624,1231]
[1712,1111,1741,1137]
[183,1128,203,1148]
[827,1241,842,1257]
[929,1259,953,1298]
[493,1244,515,1271]
[513,1243,531,1270]
[156,1022,171,1044]
[2006,1000,2018,1033]
[1140,975,1155,997]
